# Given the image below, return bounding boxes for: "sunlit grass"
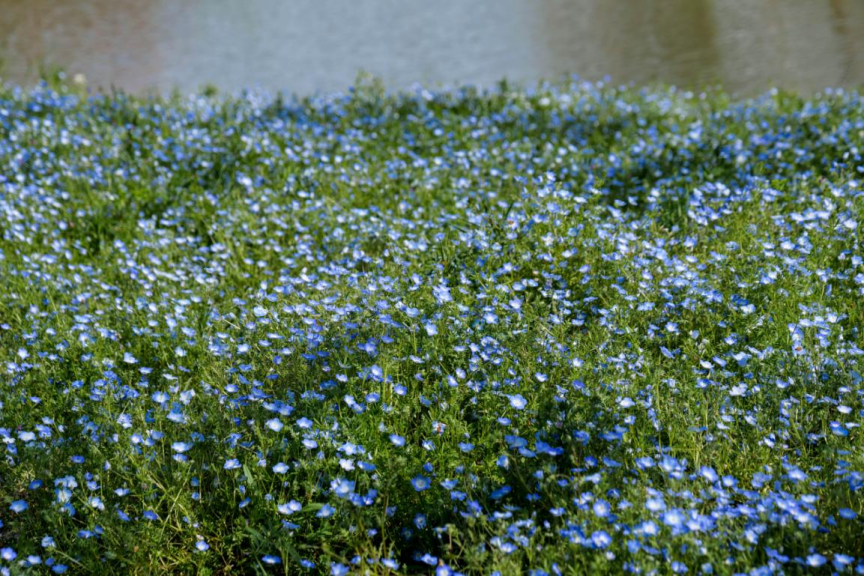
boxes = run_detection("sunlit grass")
[0,77,863,575]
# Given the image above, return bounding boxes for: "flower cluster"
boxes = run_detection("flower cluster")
[1,78,863,574]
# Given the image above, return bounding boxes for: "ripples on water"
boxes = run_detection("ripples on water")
[0,0,863,95]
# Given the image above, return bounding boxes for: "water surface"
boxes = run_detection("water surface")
[1,0,862,95]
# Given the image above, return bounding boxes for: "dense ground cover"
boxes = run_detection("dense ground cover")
[1,77,863,575]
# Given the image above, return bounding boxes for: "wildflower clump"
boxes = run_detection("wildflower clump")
[1,78,863,574]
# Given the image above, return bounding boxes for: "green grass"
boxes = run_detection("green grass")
[0,77,863,575]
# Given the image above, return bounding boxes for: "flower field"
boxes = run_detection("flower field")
[1,78,863,575]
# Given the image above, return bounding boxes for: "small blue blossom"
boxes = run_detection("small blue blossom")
[316,504,336,518]
[411,476,431,492]
[509,394,527,410]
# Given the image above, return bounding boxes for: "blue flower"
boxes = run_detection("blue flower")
[166,410,186,424]
[838,508,857,520]
[490,485,511,499]
[296,417,313,429]
[411,476,431,491]
[316,504,336,518]
[277,500,302,515]
[172,442,192,453]
[593,499,611,518]
[420,553,438,566]
[591,531,612,549]
[331,478,355,499]
[509,394,527,410]
[266,418,284,432]
[806,554,827,568]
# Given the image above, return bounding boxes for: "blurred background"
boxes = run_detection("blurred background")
[0,0,863,96]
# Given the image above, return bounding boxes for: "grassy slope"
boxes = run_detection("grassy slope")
[0,78,863,574]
